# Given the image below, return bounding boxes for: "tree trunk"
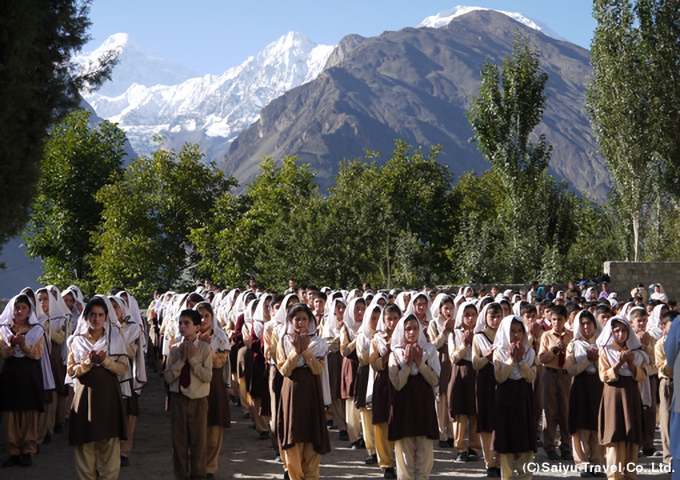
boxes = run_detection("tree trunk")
[632,215,640,262]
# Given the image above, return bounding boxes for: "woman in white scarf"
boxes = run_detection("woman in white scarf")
[195,301,231,476]
[404,292,432,333]
[388,313,440,480]
[0,294,52,467]
[492,315,537,480]
[596,316,648,476]
[356,304,382,464]
[340,297,367,448]
[67,295,129,480]
[565,310,604,474]
[275,303,330,480]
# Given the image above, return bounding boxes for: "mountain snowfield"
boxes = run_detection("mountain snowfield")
[78,6,557,159]
[80,32,334,156]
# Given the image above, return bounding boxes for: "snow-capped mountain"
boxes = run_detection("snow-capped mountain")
[418,5,566,41]
[76,33,198,98]
[80,32,333,156]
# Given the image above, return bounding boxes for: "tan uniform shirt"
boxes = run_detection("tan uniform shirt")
[165,337,213,399]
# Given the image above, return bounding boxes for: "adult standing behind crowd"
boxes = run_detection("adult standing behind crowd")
[664,314,680,480]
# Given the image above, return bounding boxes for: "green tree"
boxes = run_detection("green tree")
[92,143,236,300]
[588,0,680,261]
[0,0,115,255]
[25,109,127,287]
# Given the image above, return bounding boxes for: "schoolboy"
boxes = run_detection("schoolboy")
[655,312,674,464]
[629,307,657,456]
[538,304,573,461]
[165,309,213,479]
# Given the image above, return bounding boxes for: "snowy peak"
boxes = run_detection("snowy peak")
[76,33,198,97]
[418,5,565,41]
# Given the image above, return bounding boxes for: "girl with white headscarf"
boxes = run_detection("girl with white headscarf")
[596,316,648,476]
[356,304,382,464]
[275,303,330,480]
[492,315,537,480]
[428,293,455,448]
[447,300,482,461]
[229,291,256,415]
[67,296,129,480]
[405,292,432,334]
[368,303,401,478]
[195,301,231,477]
[321,296,348,439]
[565,310,604,475]
[36,286,69,444]
[388,313,440,480]
[0,294,51,467]
[110,296,146,466]
[340,297,367,448]
[246,295,272,439]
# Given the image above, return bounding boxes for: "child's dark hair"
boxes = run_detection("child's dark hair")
[586,301,599,310]
[486,302,502,315]
[384,303,402,317]
[312,291,327,302]
[520,303,537,316]
[594,304,611,317]
[196,301,214,318]
[566,302,582,317]
[84,296,109,318]
[661,311,675,325]
[180,309,202,326]
[331,291,344,300]
[286,303,315,328]
[478,296,492,310]
[271,294,285,307]
[550,304,568,319]
[541,299,553,309]
[14,294,32,310]
[188,292,204,305]
[577,310,596,327]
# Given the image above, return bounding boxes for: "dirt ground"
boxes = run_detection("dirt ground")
[0,369,672,479]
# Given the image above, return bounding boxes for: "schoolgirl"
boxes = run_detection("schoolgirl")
[448,300,482,462]
[195,301,231,479]
[36,286,69,445]
[388,313,440,480]
[340,297,367,448]
[110,295,146,466]
[356,303,382,464]
[248,294,272,438]
[369,303,401,478]
[67,296,129,480]
[321,296,349,440]
[597,316,649,479]
[427,293,455,448]
[566,310,604,477]
[276,303,331,480]
[405,292,431,335]
[0,294,51,468]
[472,302,503,477]
[493,315,537,480]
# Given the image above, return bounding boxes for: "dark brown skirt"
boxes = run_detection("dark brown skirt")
[327,351,343,399]
[388,372,439,442]
[494,378,535,454]
[568,371,603,434]
[341,351,359,400]
[247,354,265,399]
[476,362,496,433]
[208,367,231,428]
[276,366,331,455]
[0,356,44,412]
[126,392,140,417]
[438,352,452,395]
[354,364,370,409]
[371,368,393,425]
[69,366,127,446]
[49,342,67,396]
[598,375,643,445]
[448,359,477,417]
[259,365,273,417]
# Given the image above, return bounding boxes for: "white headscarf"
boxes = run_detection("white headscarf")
[342,297,365,341]
[572,310,602,374]
[584,287,596,302]
[650,284,668,303]
[404,291,432,324]
[0,294,55,390]
[451,301,478,361]
[195,302,230,353]
[492,315,536,381]
[395,292,411,313]
[274,293,301,339]
[646,304,666,340]
[358,304,382,356]
[391,314,441,377]
[111,296,147,394]
[430,293,453,335]
[117,291,147,352]
[252,293,271,339]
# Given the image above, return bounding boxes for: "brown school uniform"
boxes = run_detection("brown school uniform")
[538,328,573,454]
[369,333,396,470]
[427,321,453,442]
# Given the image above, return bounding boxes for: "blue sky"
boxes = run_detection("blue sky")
[84,0,596,75]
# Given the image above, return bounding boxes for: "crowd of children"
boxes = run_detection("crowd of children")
[0,280,677,480]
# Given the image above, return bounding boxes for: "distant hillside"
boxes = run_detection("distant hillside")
[221,10,608,200]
